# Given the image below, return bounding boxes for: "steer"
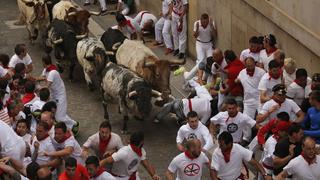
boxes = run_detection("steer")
[44,19,86,80]
[18,0,50,43]
[76,37,113,90]
[101,30,184,105]
[101,62,161,133]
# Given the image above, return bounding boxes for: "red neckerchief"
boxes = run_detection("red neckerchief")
[301,152,316,165]
[268,69,282,80]
[273,134,281,142]
[246,68,255,77]
[46,64,57,72]
[21,93,36,104]
[126,20,135,31]
[184,151,196,160]
[249,48,260,53]
[130,144,142,157]
[99,134,112,157]
[221,144,233,163]
[266,47,277,56]
[294,79,306,88]
[129,172,137,180]
[37,133,49,141]
[188,99,192,112]
[56,131,72,143]
[92,167,105,178]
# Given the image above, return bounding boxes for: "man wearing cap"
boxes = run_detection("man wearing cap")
[257,84,304,125]
[113,13,142,41]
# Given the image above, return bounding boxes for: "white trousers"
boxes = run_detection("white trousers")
[2,138,26,165]
[196,41,213,62]
[53,94,76,129]
[243,102,259,119]
[85,0,107,11]
[155,17,173,49]
[171,14,187,53]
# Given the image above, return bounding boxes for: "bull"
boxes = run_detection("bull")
[18,0,50,43]
[101,62,161,133]
[101,29,185,105]
[52,0,100,36]
[76,37,113,90]
[44,19,86,80]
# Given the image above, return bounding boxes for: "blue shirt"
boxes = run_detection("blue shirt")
[301,107,320,143]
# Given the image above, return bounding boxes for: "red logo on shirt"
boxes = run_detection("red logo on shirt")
[184,163,200,176]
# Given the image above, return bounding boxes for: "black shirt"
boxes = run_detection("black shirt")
[273,137,302,175]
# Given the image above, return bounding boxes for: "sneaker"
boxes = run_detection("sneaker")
[178,53,185,59]
[153,41,164,46]
[83,2,90,6]
[173,67,185,76]
[173,49,179,56]
[165,48,174,55]
[72,121,80,136]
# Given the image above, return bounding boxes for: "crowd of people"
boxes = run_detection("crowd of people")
[1,0,320,179]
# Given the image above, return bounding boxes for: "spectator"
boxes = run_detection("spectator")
[176,111,214,153]
[85,156,115,180]
[0,53,10,69]
[154,0,173,54]
[21,80,39,105]
[258,34,278,71]
[273,49,285,68]
[171,0,188,59]
[272,123,304,176]
[166,139,211,180]
[240,36,260,63]
[276,137,320,179]
[59,157,90,180]
[210,131,269,180]
[82,121,123,160]
[100,131,160,180]
[282,58,297,87]
[40,111,55,137]
[9,44,33,73]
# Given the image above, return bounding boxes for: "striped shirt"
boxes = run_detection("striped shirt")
[0,108,11,126]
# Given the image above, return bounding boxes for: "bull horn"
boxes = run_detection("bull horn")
[168,58,186,65]
[45,0,52,4]
[89,11,101,16]
[128,90,137,98]
[67,11,76,16]
[76,33,87,39]
[112,42,122,50]
[52,38,63,44]
[21,0,33,3]
[104,51,114,56]
[144,61,155,67]
[151,90,162,97]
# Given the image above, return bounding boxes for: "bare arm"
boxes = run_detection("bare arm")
[141,159,159,180]
[248,159,270,179]
[295,110,305,123]
[177,143,185,152]
[165,170,175,180]
[260,90,271,103]
[26,64,33,73]
[45,146,74,157]
[275,170,289,180]
[273,155,292,168]
[209,169,219,180]
[100,156,114,167]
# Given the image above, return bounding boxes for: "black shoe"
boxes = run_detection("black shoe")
[100,9,107,15]
[178,53,185,59]
[173,49,179,56]
[83,2,90,6]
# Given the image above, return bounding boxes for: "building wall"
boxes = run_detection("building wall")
[137,0,320,74]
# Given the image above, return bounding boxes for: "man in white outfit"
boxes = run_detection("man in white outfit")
[133,11,157,33]
[154,0,174,54]
[84,0,107,13]
[38,55,79,135]
[171,0,188,59]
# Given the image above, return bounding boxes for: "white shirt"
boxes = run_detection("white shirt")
[111,145,146,177]
[51,135,83,163]
[22,133,32,145]
[133,11,157,29]
[182,98,212,124]
[9,54,32,68]
[258,72,282,102]
[211,143,253,180]
[30,135,56,165]
[83,132,123,157]
[193,20,215,43]
[240,49,260,63]
[211,59,228,80]
[259,49,275,71]
[283,69,296,88]
[176,123,214,151]
[259,99,301,124]
[172,0,188,15]
[261,135,277,168]
[31,100,46,112]
[0,121,25,156]
[112,16,141,39]
[42,69,66,99]
[210,112,256,143]
[168,152,209,180]
[284,155,320,180]
[237,67,265,104]
[286,78,312,106]
[91,171,116,180]
[162,0,172,17]
[0,66,8,77]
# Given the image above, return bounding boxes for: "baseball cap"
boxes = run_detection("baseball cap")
[272,84,286,95]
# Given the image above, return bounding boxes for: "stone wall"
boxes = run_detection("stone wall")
[137,0,320,74]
